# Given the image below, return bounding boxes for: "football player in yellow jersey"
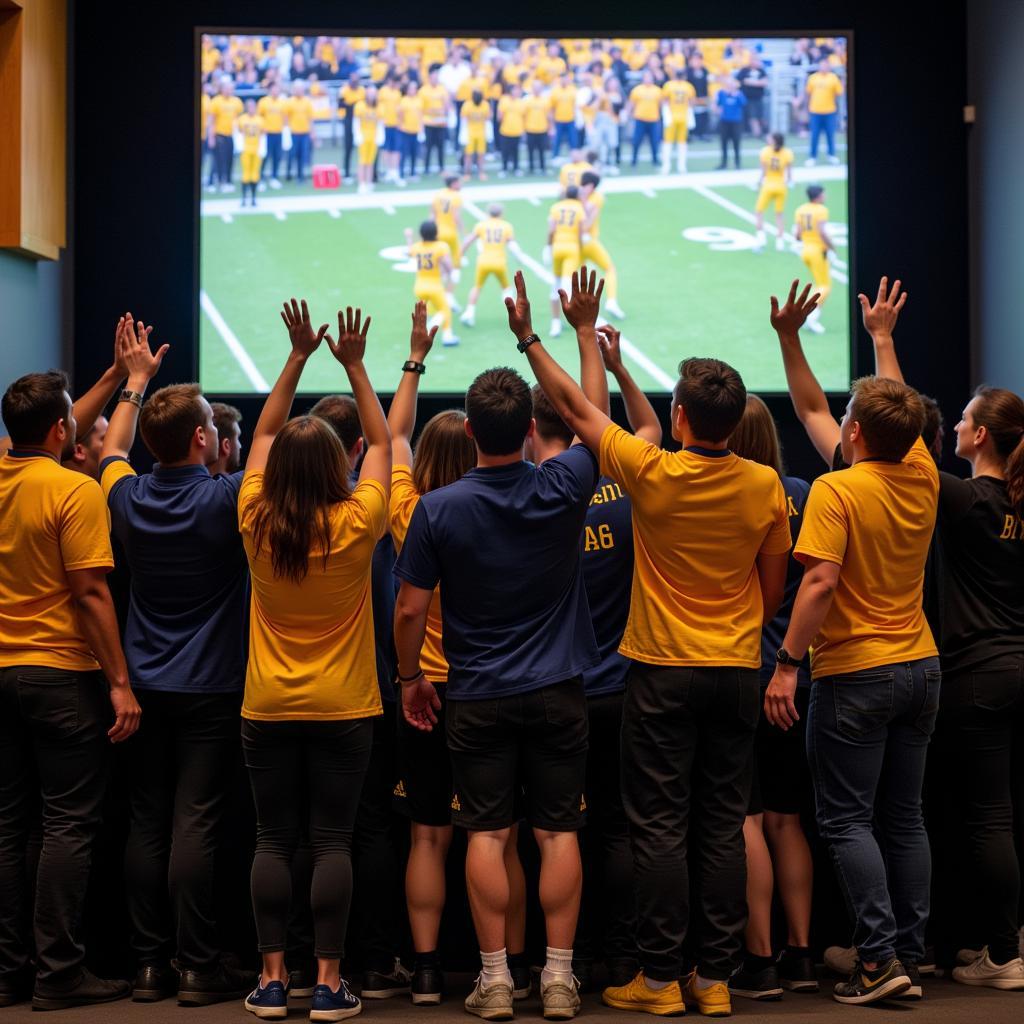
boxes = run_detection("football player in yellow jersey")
[377,74,403,185]
[791,184,834,333]
[353,87,381,194]
[544,186,586,336]
[257,81,287,187]
[459,203,521,326]
[661,69,697,174]
[754,133,795,252]
[627,70,663,167]
[559,149,593,192]
[578,172,626,319]
[236,99,265,208]
[460,89,491,181]
[404,221,459,346]
[432,175,464,283]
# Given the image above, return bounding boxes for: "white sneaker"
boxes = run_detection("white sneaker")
[953,950,1024,990]
[257,181,266,192]
[805,157,817,167]
[806,319,826,335]
[605,299,626,319]
[549,319,563,337]
[448,297,462,313]
[270,178,282,189]
[396,178,407,187]
[220,183,235,193]
[441,331,460,347]
[752,245,765,254]
[824,946,857,976]
[956,948,984,966]
[828,155,841,165]
[459,309,475,326]
[775,237,785,251]
[464,976,513,1021]
[540,976,581,1020]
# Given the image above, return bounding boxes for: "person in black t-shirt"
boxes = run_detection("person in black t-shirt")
[687,53,711,140]
[735,57,769,138]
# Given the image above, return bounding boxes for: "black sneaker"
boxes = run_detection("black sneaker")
[897,962,923,1000]
[572,959,595,994]
[729,963,783,1001]
[133,963,179,1002]
[411,965,445,1005]
[833,957,911,1005]
[606,958,641,990]
[32,968,132,1011]
[511,963,532,1001]
[177,963,257,1006]
[290,963,318,998]
[918,948,937,976]
[0,965,34,1008]
[776,949,819,993]
[361,959,412,999]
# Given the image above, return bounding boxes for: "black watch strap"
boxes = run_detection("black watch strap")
[402,360,426,375]
[776,646,797,666]
[517,333,541,353]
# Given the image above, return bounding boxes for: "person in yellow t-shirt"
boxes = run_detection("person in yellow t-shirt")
[497,85,527,176]
[628,71,663,167]
[753,133,795,252]
[537,42,567,85]
[405,221,458,346]
[236,100,264,207]
[208,78,243,190]
[550,75,578,157]
[460,90,491,181]
[432,175,464,280]
[338,73,366,182]
[284,80,315,183]
[792,184,835,332]
[354,88,381,194]
[545,188,586,336]
[257,81,287,186]
[239,299,390,999]
[397,82,424,181]
[558,149,593,192]
[661,70,696,173]
[579,172,625,319]
[459,204,518,326]
[377,75,403,184]
[503,273,791,1016]
[420,65,451,176]
[805,59,844,165]
[524,80,553,173]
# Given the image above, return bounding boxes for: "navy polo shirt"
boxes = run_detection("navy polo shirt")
[394,445,600,700]
[101,457,248,693]
[717,91,747,123]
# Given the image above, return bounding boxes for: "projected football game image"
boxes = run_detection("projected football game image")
[198,34,850,394]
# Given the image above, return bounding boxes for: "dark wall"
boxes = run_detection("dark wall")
[72,1,969,482]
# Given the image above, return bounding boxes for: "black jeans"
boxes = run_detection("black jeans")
[940,656,1024,963]
[350,705,404,972]
[214,134,234,184]
[527,132,548,172]
[576,692,636,963]
[0,666,109,985]
[424,125,447,174]
[500,135,520,173]
[264,133,282,179]
[242,718,372,958]
[621,663,758,982]
[719,120,742,167]
[123,690,240,970]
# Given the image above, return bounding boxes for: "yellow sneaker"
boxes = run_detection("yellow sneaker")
[602,972,686,1016]
[682,973,731,1017]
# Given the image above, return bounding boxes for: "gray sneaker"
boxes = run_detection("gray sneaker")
[464,977,514,1021]
[541,978,581,1020]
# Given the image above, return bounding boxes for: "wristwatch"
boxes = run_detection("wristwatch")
[118,389,144,409]
[402,360,426,375]
[775,647,798,666]
[517,333,541,353]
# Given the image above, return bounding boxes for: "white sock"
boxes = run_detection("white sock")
[756,229,766,246]
[645,975,672,990]
[541,947,573,988]
[661,150,671,174]
[677,143,687,172]
[465,304,475,316]
[480,948,512,988]
[695,974,719,990]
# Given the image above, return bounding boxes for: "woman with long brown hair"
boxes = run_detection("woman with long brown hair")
[239,300,391,1022]
[728,394,818,1001]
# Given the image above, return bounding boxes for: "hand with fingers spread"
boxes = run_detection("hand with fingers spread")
[119,312,170,387]
[280,298,329,359]
[409,300,438,363]
[597,323,623,373]
[504,270,534,341]
[858,276,906,338]
[559,265,605,330]
[770,280,820,337]
[326,306,372,368]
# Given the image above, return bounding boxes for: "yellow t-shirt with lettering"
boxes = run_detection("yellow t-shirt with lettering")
[238,472,386,720]
[237,113,264,153]
[662,79,697,121]
[473,217,514,265]
[794,438,939,678]
[599,426,792,666]
[461,98,490,139]
[390,465,448,684]
[285,96,314,133]
[550,198,585,249]
[210,94,243,136]
[353,100,379,139]
[432,189,462,236]
[256,94,287,133]
[629,84,662,122]
[806,71,843,114]
[0,453,114,671]
[794,202,829,248]
[410,239,450,282]
[760,145,794,183]
[559,159,593,191]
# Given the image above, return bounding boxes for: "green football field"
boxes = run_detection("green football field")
[200,146,849,396]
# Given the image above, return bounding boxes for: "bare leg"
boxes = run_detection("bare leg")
[764,811,812,948]
[407,823,453,952]
[467,828,512,951]
[505,825,527,953]
[534,828,582,950]
[743,814,774,957]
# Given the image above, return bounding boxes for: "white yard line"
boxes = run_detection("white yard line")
[199,290,270,391]
[690,183,850,283]
[462,199,676,392]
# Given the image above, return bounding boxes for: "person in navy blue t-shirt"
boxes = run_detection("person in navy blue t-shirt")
[716,77,747,170]
[394,275,608,1021]
[98,316,254,1006]
[527,320,663,992]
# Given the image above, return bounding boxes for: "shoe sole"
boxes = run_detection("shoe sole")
[32,990,131,1012]
[780,980,819,992]
[310,1006,363,1022]
[833,977,911,1004]
[412,991,443,1005]
[897,985,923,999]
[601,994,687,1016]
[729,986,782,1000]
[543,1006,581,1020]
[953,976,1024,990]
[361,987,410,999]
[464,1005,514,1020]
[179,988,250,1006]
[244,1000,288,1020]
[133,989,174,1002]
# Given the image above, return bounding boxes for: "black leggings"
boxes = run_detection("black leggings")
[500,134,520,172]
[242,718,372,959]
[719,120,741,167]
[424,125,447,174]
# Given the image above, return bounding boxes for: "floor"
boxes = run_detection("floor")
[4,973,1023,1023]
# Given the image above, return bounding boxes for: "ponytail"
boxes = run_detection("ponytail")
[1007,434,1024,517]
[972,386,1024,516]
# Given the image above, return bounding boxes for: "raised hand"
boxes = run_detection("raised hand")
[504,270,534,341]
[770,280,820,336]
[118,312,169,383]
[596,323,623,373]
[325,306,372,368]
[409,300,438,362]
[858,276,906,337]
[558,265,604,329]
[280,298,329,358]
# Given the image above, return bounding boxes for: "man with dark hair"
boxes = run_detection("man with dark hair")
[97,316,254,1007]
[209,402,243,475]
[0,370,141,1011]
[62,416,109,479]
[394,283,608,1021]
[514,268,790,1017]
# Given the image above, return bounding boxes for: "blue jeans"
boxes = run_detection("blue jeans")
[553,121,576,156]
[807,657,940,964]
[809,111,837,158]
[631,120,660,165]
[287,132,311,182]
